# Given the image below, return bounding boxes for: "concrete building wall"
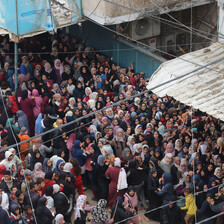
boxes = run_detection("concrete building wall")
[82,0,215,24]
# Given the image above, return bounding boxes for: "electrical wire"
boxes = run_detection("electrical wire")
[83,15,224,75]
[103,0,223,41]
[2,42,212,56]
[0,90,38,224]
[87,0,102,17]
[196,211,224,224]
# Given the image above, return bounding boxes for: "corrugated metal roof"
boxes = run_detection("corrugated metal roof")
[147,43,224,120]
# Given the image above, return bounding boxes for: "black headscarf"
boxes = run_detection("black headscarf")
[21,90,28,100]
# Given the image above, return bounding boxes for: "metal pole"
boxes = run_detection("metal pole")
[14,42,18,92]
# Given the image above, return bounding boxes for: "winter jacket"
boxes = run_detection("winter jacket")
[53,192,69,216]
[36,198,54,224]
[157,173,174,205]
[0,206,10,224]
[32,89,43,119]
[72,140,87,166]
[7,95,19,114]
[24,190,40,209]
[181,193,197,215]
[0,177,18,194]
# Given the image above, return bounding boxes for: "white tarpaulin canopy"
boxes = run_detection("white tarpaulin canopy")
[147,43,224,120]
[0,0,82,41]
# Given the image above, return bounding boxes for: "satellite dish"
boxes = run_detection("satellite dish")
[135,19,151,37]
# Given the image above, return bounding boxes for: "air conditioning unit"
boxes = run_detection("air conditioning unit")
[129,18,160,40]
[164,32,188,53]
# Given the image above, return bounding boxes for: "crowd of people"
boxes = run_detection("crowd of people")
[0,32,224,224]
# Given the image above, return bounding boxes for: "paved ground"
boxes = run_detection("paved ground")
[71,189,160,224]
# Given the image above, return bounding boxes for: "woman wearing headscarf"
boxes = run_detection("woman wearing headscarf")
[36,197,55,224]
[105,158,126,208]
[30,149,44,171]
[94,155,109,200]
[43,62,56,83]
[175,139,182,155]
[83,87,92,103]
[124,186,140,224]
[127,136,135,153]
[20,90,35,136]
[55,214,65,224]
[32,89,43,119]
[5,118,20,134]
[74,195,93,224]
[18,56,32,84]
[164,143,175,156]
[120,148,132,165]
[159,153,173,173]
[110,128,127,157]
[91,199,112,224]
[144,168,161,222]
[18,127,34,165]
[213,167,223,184]
[73,81,85,101]
[105,108,114,123]
[43,158,52,173]
[54,59,64,84]
[103,145,115,165]
[32,162,45,182]
[16,110,30,133]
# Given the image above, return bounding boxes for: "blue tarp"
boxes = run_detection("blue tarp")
[0,0,81,38]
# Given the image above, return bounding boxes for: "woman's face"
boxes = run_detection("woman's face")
[36,153,40,159]
[176,141,181,148]
[119,112,124,119]
[59,217,64,224]
[167,145,173,153]
[139,135,144,142]
[108,110,113,116]
[126,151,131,158]
[217,169,222,177]
[47,160,51,167]
[152,171,157,178]
[129,190,135,197]
[77,103,82,110]
[208,164,213,171]
[86,88,91,95]
[98,141,103,148]
[117,131,123,137]
[70,99,75,105]
[53,85,58,91]
[137,126,142,133]
[153,132,159,139]
[126,127,131,135]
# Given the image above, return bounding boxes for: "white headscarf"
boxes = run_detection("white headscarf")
[55,214,64,224]
[53,184,60,193]
[114,158,121,167]
[75,195,87,220]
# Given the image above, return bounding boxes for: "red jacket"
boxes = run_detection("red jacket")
[8,95,19,113]
[42,179,55,195]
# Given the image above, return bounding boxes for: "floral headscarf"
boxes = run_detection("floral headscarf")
[75,195,87,220]
[91,199,108,223]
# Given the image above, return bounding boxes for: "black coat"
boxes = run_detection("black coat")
[0,177,18,194]
[164,204,182,224]
[145,174,161,220]
[74,210,86,224]
[36,204,54,224]
[111,205,133,224]
[24,190,40,210]
[0,206,10,224]
[53,192,69,216]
